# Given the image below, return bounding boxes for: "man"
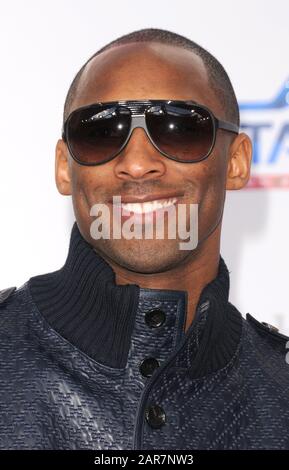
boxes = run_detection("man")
[1,28,289,450]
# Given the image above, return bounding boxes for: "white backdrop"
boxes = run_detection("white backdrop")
[0,0,288,332]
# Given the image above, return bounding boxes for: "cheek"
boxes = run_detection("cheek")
[70,164,92,192]
[70,166,104,222]
[70,164,106,201]
[196,155,227,237]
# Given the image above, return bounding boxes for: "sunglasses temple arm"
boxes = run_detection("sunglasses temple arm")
[217,119,239,134]
[61,125,66,141]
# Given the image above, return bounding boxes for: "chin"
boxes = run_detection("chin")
[101,239,190,274]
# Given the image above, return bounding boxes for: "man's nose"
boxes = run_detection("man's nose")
[113,127,167,180]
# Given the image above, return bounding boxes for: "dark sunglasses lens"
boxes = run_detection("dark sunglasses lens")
[146,104,214,162]
[66,105,131,164]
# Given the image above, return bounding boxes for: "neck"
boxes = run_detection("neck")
[97,226,221,333]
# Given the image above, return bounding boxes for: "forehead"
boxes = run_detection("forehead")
[70,42,222,116]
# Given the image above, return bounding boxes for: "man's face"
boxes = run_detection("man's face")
[56,42,244,274]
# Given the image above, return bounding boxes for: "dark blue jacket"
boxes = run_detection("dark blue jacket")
[0,222,289,450]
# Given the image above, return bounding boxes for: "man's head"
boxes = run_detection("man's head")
[55,28,252,274]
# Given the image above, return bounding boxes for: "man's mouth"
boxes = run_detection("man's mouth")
[108,197,179,225]
[120,197,178,214]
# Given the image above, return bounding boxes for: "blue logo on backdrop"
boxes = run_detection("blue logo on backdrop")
[239,78,289,188]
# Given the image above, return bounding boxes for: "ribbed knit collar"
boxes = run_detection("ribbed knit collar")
[28,221,242,376]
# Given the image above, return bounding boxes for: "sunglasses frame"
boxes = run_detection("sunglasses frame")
[62,99,239,166]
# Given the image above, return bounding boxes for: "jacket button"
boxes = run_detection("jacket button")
[139,357,160,377]
[145,309,166,328]
[145,405,166,429]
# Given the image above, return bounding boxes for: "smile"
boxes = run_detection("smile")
[120,198,178,214]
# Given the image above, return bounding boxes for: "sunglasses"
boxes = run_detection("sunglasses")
[61,99,239,165]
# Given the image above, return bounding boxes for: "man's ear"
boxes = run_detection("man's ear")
[226,132,252,190]
[55,139,72,195]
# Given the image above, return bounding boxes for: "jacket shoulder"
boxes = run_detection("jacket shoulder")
[0,287,17,307]
[246,312,289,343]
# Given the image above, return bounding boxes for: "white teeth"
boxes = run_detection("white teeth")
[120,198,177,214]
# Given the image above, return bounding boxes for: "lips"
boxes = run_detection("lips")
[108,196,180,225]
[120,197,178,214]
[107,192,183,224]
[109,191,183,203]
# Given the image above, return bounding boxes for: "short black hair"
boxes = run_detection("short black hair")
[62,27,240,127]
